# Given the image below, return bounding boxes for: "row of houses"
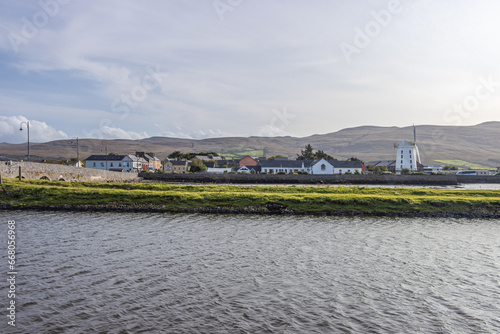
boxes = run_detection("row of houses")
[236,157,365,175]
[84,153,365,175]
[82,135,417,175]
[85,152,161,173]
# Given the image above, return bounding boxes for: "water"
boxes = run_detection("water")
[1,211,499,333]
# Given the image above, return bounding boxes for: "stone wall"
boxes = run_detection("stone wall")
[456,175,500,183]
[140,172,459,185]
[0,162,140,182]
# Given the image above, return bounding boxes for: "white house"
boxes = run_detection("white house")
[423,165,443,173]
[260,160,313,174]
[310,159,334,175]
[207,167,232,174]
[85,155,147,173]
[395,139,421,173]
[330,159,365,174]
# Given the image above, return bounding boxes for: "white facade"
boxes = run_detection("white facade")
[334,166,364,174]
[207,167,232,174]
[260,161,310,174]
[310,159,334,175]
[423,165,443,173]
[395,139,419,173]
[86,155,144,173]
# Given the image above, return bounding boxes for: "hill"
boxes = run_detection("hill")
[1,122,500,168]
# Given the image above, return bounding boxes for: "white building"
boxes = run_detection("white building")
[260,160,313,174]
[423,165,443,173]
[207,167,232,174]
[330,160,365,174]
[85,155,147,173]
[310,159,334,174]
[395,139,421,173]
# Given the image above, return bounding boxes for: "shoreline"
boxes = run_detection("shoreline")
[3,178,500,219]
[2,204,500,218]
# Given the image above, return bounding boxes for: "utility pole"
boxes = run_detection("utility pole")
[72,137,80,166]
[19,121,30,162]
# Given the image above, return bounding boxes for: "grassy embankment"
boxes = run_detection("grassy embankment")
[2,178,500,216]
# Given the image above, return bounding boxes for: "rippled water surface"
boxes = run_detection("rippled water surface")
[2,211,499,333]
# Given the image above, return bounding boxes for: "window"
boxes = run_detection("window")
[119,163,122,167]
[400,150,403,154]
[93,162,96,167]
[110,163,113,167]
[101,162,104,167]
[409,150,411,154]
[321,164,326,171]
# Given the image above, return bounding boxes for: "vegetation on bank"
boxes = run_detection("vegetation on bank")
[2,178,500,216]
[435,159,491,170]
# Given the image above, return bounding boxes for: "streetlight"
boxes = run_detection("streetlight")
[19,121,30,162]
[71,137,79,166]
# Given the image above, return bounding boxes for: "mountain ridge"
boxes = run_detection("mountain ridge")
[2,122,500,168]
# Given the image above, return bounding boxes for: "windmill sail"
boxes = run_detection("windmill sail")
[413,124,421,164]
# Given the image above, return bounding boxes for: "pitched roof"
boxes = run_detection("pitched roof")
[128,155,148,163]
[329,159,363,168]
[238,165,261,172]
[260,160,315,168]
[366,160,396,167]
[85,155,127,161]
[171,160,189,166]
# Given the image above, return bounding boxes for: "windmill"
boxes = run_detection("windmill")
[413,124,421,165]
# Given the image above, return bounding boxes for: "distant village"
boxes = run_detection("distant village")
[79,137,496,176]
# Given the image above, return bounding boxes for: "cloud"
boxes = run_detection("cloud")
[2,1,500,141]
[96,126,149,140]
[0,115,68,143]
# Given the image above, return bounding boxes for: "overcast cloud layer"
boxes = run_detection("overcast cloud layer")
[1,0,500,143]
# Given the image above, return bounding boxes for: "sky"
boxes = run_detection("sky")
[1,0,500,143]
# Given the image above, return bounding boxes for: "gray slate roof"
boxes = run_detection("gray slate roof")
[366,160,396,167]
[86,155,127,161]
[260,160,315,168]
[329,159,364,168]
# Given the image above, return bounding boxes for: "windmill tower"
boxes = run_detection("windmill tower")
[395,125,421,173]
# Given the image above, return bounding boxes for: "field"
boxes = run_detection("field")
[218,148,265,159]
[2,178,500,217]
[435,159,491,170]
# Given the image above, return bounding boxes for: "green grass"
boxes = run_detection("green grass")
[219,148,264,158]
[435,159,491,170]
[2,178,500,216]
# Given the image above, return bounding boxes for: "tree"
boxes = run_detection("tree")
[349,157,365,165]
[297,145,334,160]
[168,151,184,160]
[297,144,315,160]
[189,158,206,173]
[315,150,334,160]
[267,155,286,160]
